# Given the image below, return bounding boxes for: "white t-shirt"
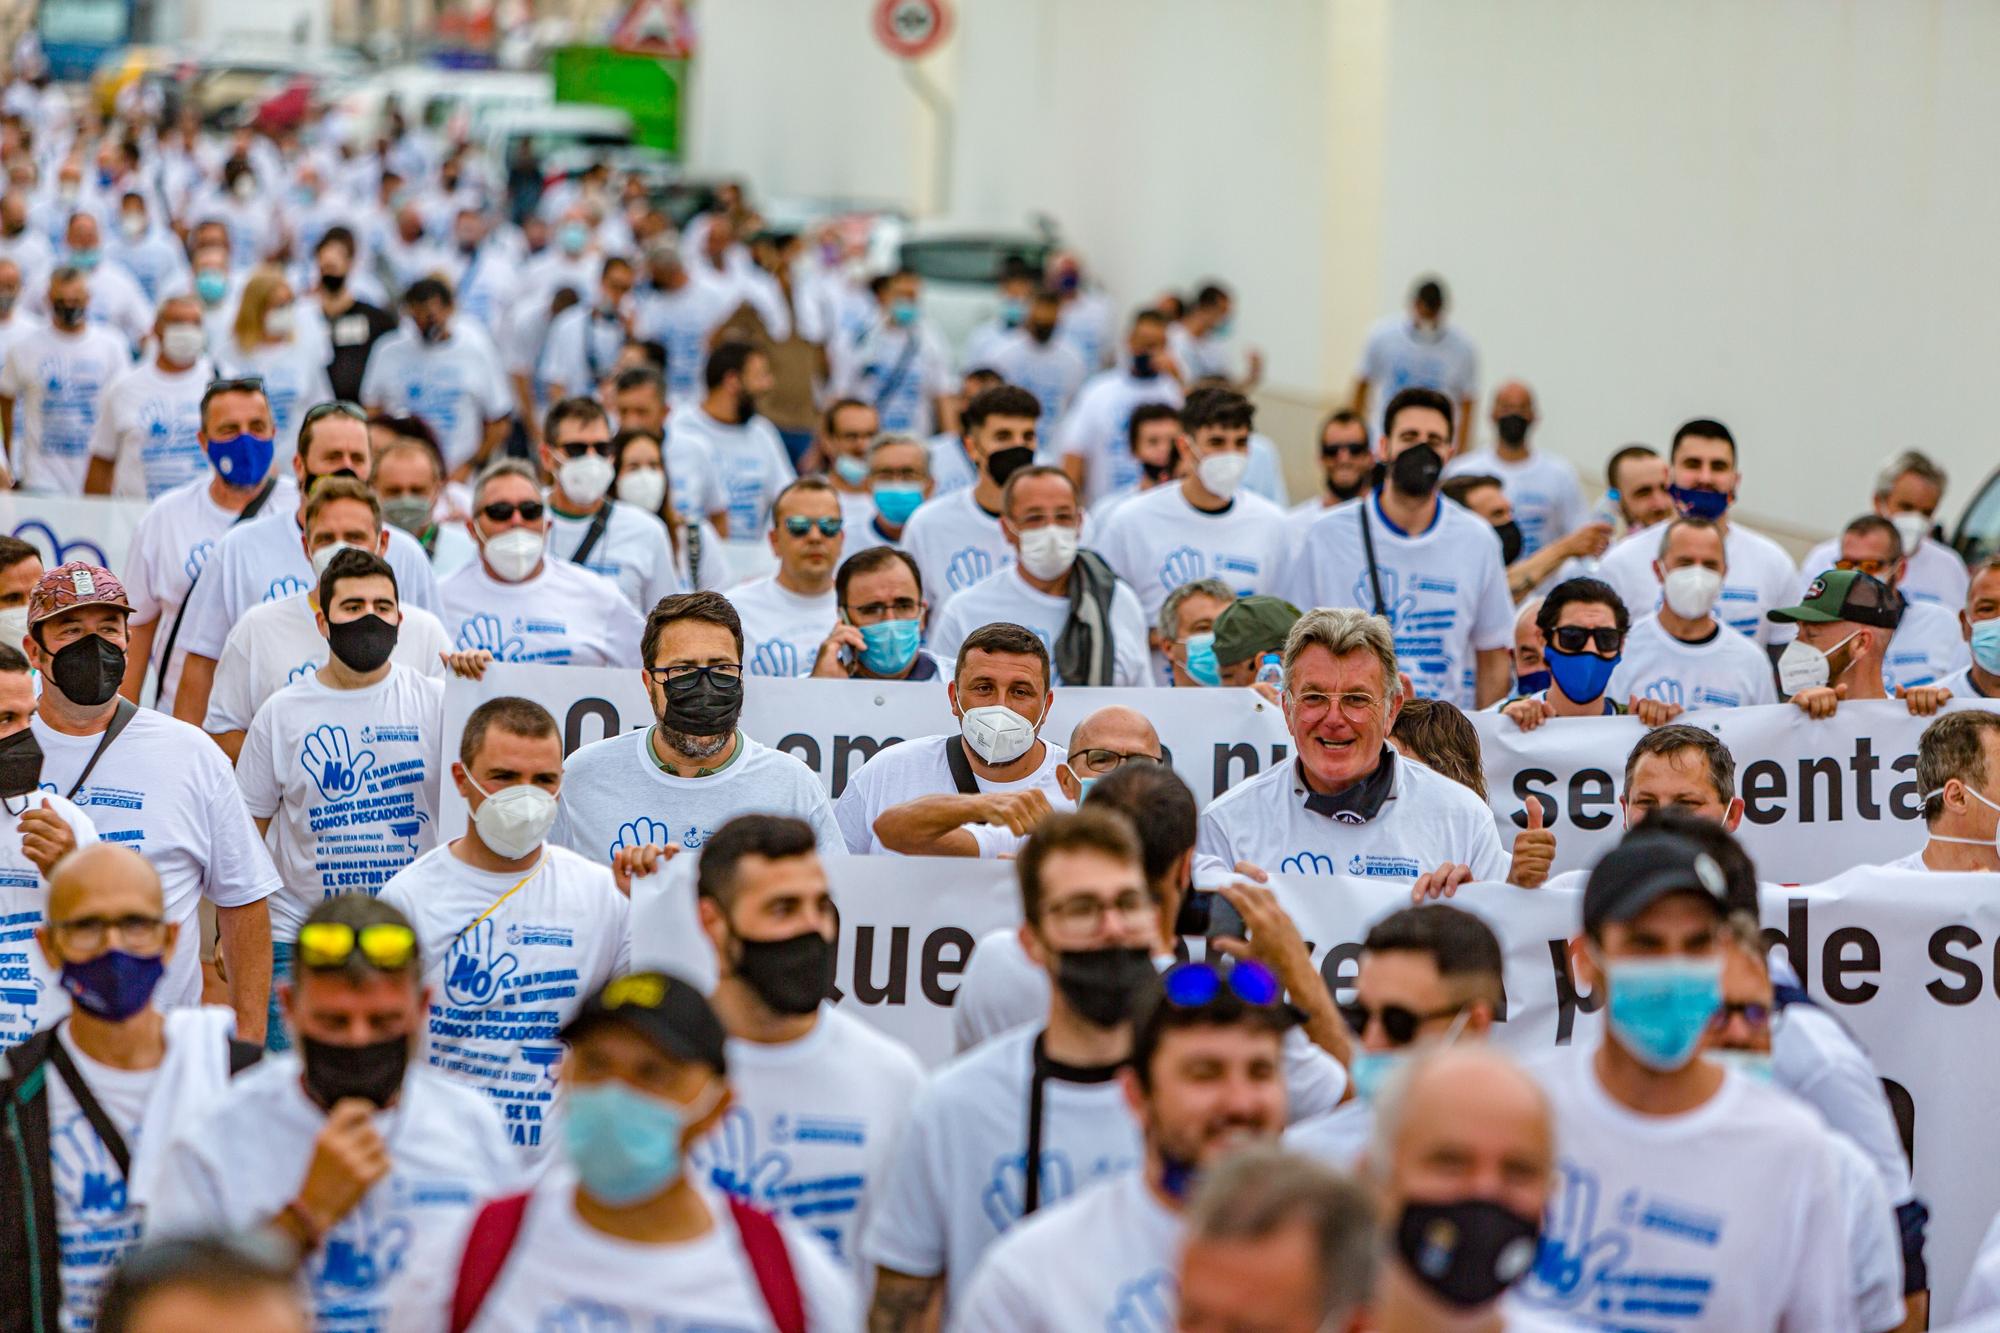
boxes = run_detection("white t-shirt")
[834,320,955,436]
[1279,493,1513,709]
[1354,315,1479,437]
[85,357,209,498]
[1094,483,1291,626]
[1284,1099,1374,1171]
[1774,1003,1914,1207]
[689,1005,926,1268]
[1596,520,1800,647]
[1606,614,1780,711]
[1802,533,1970,611]
[547,499,684,613]
[665,408,797,534]
[177,511,440,662]
[0,794,96,1044]
[204,596,451,735]
[953,1170,1181,1333]
[633,276,737,398]
[150,1056,517,1333]
[1055,370,1183,506]
[211,336,333,468]
[1444,447,1588,557]
[927,431,979,497]
[1884,598,1970,691]
[901,486,1013,602]
[32,709,279,1007]
[833,733,1068,855]
[859,1025,1142,1312]
[1826,1128,1906,1333]
[929,564,1151,687]
[358,328,510,471]
[1514,1050,1859,1331]
[727,576,839,679]
[1197,752,1510,884]
[435,557,646,667]
[1958,1210,2000,1321]
[551,727,844,864]
[535,303,626,398]
[405,1171,856,1333]
[988,332,1087,437]
[377,843,630,1157]
[1,321,130,493]
[235,666,445,934]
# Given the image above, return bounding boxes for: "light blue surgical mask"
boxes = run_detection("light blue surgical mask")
[1602,954,1723,1072]
[873,483,925,528]
[1707,1049,1775,1084]
[1183,631,1222,687]
[195,270,227,304]
[69,249,99,272]
[857,617,922,676]
[889,299,918,328]
[1972,618,2000,675]
[1348,1049,1405,1104]
[564,1079,717,1206]
[833,454,869,486]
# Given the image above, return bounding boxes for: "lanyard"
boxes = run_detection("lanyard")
[450,854,546,949]
[1021,1031,1123,1217]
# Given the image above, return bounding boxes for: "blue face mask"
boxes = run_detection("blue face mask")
[1349,1049,1405,1104]
[1708,1049,1775,1084]
[858,617,922,676]
[1972,619,2000,674]
[60,949,165,1021]
[558,222,589,256]
[195,270,228,304]
[70,249,99,272]
[1515,668,1551,695]
[1602,954,1723,1071]
[1668,484,1730,521]
[889,299,918,328]
[1184,631,1222,687]
[1543,646,1620,706]
[833,454,870,486]
[998,297,1025,327]
[872,483,925,528]
[564,1079,713,1206]
[206,431,275,487]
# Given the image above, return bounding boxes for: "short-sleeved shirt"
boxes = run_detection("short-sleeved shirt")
[1355,314,1479,436]
[435,558,645,667]
[359,328,510,471]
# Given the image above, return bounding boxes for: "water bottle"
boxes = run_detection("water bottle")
[1256,652,1284,691]
[1580,493,1623,573]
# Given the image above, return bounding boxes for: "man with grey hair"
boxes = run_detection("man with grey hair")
[436,456,644,669]
[1197,607,1507,894]
[1800,448,1966,610]
[1173,1144,1376,1333]
[1159,576,1235,687]
[1882,710,2000,872]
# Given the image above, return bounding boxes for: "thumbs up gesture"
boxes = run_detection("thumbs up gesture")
[1507,795,1557,889]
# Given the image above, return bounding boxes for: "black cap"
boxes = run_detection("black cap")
[560,972,728,1075]
[1581,830,1736,933]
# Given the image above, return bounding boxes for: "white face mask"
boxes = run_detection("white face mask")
[1890,511,1930,557]
[557,452,615,507]
[617,467,667,513]
[118,212,145,240]
[1920,783,2000,855]
[483,526,546,582]
[1776,632,1857,696]
[1661,565,1723,619]
[309,541,358,579]
[1016,524,1079,581]
[0,605,25,652]
[1196,450,1248,500]
[264,304,296,339]
[160,321,205,365]
[466,774,558,859]
[958,703,1038,765]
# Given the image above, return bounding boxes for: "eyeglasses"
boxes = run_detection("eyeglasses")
[481,499,545,523]
[1708,1000,1772,1031]
[1070,747,1160,775]
[1163,959,1282,1008]
[555,440,616,459]
[645,662,743,684]
[782,515,844,538]
[1290,691,1386,720]
[1338,999,1464,1047]
[297,921,418,971]
[1042,888,1155,940]
[1320,441,1371,459]
[53,914,167,954]
[1550,626,1624,655]
[1834,557,1893,577]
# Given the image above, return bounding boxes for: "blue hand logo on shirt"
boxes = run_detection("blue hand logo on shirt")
[315,1202,413,1294]
[182,539,215,584]
[444,917,520,1007]
[946,546,993,592]
[287,660,316,684]
[751,639,801,677]
[1106,1269,1177,1333]
[1643,678,1685,707]
[610,818,671,859]
[1528,1162,1636,1306]
[301,724,377,802]
[263,575,309,603]
[1352,566,1419,630]
[981,1149,1075,1230]
[698,1106,795,1207]
[457,612,526,661]
[51,1115,127,1215]
[1157,546,1207,593]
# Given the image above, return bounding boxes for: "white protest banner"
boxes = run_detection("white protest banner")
[0,492,150,580]
[438,665,1291,830]
[1471,698,1998,882]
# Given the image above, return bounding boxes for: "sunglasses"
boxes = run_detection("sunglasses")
[1550,626,1623,655]
[297,921,418,971]
[301,400,367,429]
[482,499,545,523]
[555,440,616,459]
[1339,999,1463,1047]
[783,515,843,538]
[1320,441,1371,459]
[1709,1000,1772,1031]
[206,375,266,395]
[1162,959,1283,1009]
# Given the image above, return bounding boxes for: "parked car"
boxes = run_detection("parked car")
[1951,465,2000,568]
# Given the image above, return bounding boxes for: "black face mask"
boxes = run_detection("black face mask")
[1140,456,1177,484]
[1129,352,1158,380]
[1026,321,1057,344]
[300,1031,410,1110]
[1053,946,1158,1028]
[319,269,347,295]
[1494,413,1532,447]
[661,668,745,738]
[1389,443,1444,498]
[984,445,1036,487]
[327,614,399,673]
[1493,519,1524,565]
[48,634,125,707]
[0,726,43,801]
[1394,1197,1541,1309]
[734,929,834,1016]
[301,465,361,495]
[51,300,85,329]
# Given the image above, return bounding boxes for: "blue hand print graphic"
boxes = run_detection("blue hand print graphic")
[751,638,801,677]
[1352,566,1419,629]
[946,546,994,592]
[314,1201,413,1295]
[610,817,671,859]
[457,612,526,660]
[445,917,520,1006]
[981,1149,1076,1230]
[1157,546,1207,593]
[1643,678,1685,707]
[51,1115,127,1215]
[264,575,310,603]
[1106,1269,1176,1333]
[182,539,216,584]
[301,724,377,802]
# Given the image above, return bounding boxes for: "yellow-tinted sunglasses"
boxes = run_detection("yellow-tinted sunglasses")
[297,921,418,971]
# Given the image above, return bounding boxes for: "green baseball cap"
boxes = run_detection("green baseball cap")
[1766,568,1901,629]
[1213,595,1302,667]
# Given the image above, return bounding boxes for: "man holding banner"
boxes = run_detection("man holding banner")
[1890,710,2000,873]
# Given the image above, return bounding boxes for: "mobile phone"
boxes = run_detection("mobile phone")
[1174,889,1215,938]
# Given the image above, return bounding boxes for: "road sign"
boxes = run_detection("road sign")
[873,0,952,60]
[611,0,695,58]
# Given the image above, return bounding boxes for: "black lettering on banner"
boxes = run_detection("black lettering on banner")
[563,697,621,757]
[1851,738,1882,820]
[1214,742,1290,797]
[1570,769,1616,830]
[1888,755,1922,820]
[832,734,902,799]
[920,927,973,1005]
[777,732,822,781]
[1741,759,1785,825]
[1551,939,1601,1044]
[851,925,911,1004]
[1314,941,1363,1000]
[1800,756,1841,822]
[1512,768,1558,823]
[1760,898,1813,990]
[1823,926,1881,1004]
[1925,926,1982,1004]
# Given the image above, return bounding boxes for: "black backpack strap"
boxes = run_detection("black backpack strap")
[569,503,615,568]
[1358,496,1388,617]
[45,1028,130,1179]
[944,737,982,796]
[65,698,137,801]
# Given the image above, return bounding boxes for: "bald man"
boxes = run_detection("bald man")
[1445,379,1596,565]
[1365,1046,1563,1332]
[1,845,257,1332]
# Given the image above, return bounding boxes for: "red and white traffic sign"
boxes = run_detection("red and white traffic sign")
[611,0,694,57]
[873,0,952,60]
